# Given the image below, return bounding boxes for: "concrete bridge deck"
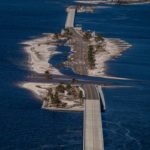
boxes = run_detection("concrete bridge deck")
[65,7,76,28]
[83,84,104,150]
[65,8,105,150]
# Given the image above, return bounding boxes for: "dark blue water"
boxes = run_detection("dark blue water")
[0,0,150,149]
[0,0,83,149]
[76,4,150,150]
[49,46,76,75]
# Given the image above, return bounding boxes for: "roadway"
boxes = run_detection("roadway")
[69,28,88,75]
[69,28,104,150]
[83,84,104,150]
[21,5,150,150]
[65,7,76,28]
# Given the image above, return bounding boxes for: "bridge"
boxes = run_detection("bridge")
[83,84,104,150]
[65,21,105,150]
[65,6,76,28]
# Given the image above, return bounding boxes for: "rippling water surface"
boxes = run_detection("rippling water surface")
[0,0,83,149]
[76,4,150,150]
[0,0,150,149]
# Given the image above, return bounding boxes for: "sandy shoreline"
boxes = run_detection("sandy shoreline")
[88,38,132,77]
[20,33,131,95]
[19,4,132,112]
[20,34,85,111]
[20,31,131,111]
[21,82,84,111]
[22,34,62,75]
[75,0,150,5]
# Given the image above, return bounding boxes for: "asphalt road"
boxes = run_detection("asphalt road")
[69,28,88,75]
[70,29,104,150]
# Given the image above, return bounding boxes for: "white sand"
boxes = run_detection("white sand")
[22,34,61,75]
[20,82,55,99]
[76,0,105,4]
[88,38,132,77]
[21,82,84,111]
[76,0,150,5]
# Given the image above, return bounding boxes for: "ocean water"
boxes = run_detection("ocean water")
[0,0,83,150]
[0,0,150,150]
[76,4,150,150]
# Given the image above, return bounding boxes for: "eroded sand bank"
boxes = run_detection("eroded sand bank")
[88,38,132,77]
[22,34,62,75]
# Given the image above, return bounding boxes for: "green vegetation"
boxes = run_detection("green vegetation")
[95,34,104,42]
[43,86,60,105]
[53,91,60,104]
[88,45,95,69]
[54,33,60,39]
[79,90,84,104]
[64,28,70,33]
[84,31,92,40]
[44,82,83,108]
[46,88,61,105]
[56,83,72,93]
[66,83,72,90]
[56,83,65,93]
[64,28,72,37]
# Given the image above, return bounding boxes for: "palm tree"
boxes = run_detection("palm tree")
[84,31,92,40]
[56,83,65,93]
[66,83,72,90]
[53,91,61,104]
[88,45,95,69]
[79,90,83,104]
